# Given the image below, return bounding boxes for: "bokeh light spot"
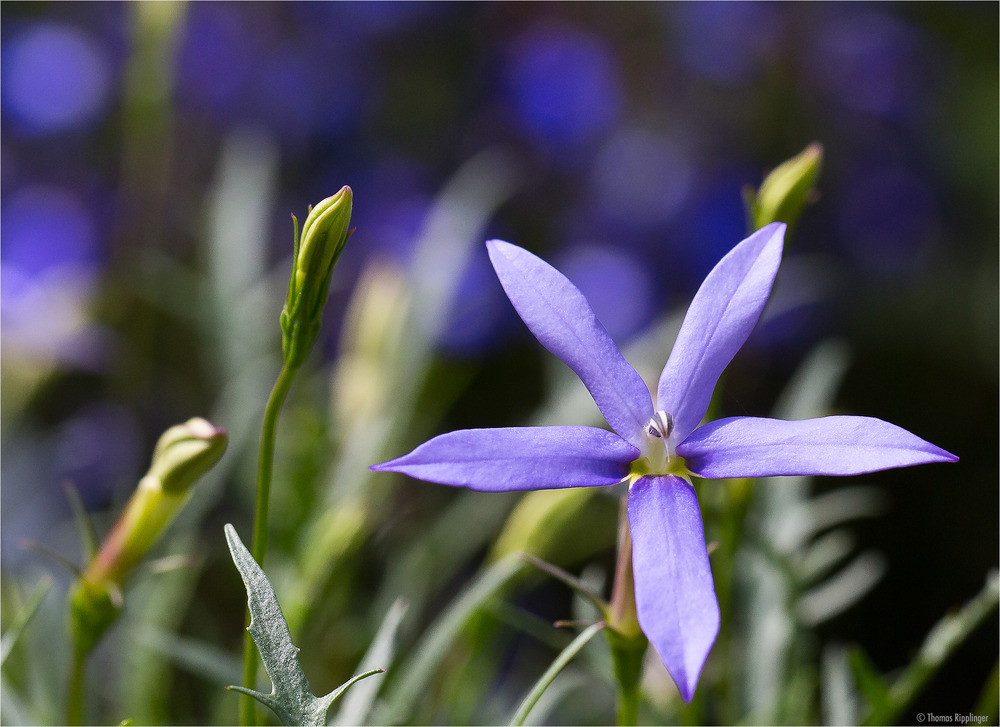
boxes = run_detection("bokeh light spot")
[591,128,695,229]
[669,2,782,83]
[505,23,622,149]
[809,10,922,119]
[2,22,111,133]
[1,186,99,282]
[556,244,654,342]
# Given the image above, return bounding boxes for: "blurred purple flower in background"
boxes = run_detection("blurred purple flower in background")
[437,250,518,356]
[589,127,695,232]
[839,165,941,275]
[1,186,108,368]
[53,403,145,506]
[175,6,247,121]
[2,187,100,276]
[374,225,957,701]
[672,169,753,285]
[808,9,925,120]
[1,21,113,134]
[177,4,371,147]
[504,22,622,154]
[669,2,783,84]
[553,244,654,344]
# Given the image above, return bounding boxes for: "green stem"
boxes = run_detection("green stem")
[615,673,640,725]
[66,647,86,725]
[251,361,299,569]
[240,360,299,726]
[240,632,258,727]
[608,628,646,726]
[606,496,648,726]
[608,498,641,640]
[617,691,639,726]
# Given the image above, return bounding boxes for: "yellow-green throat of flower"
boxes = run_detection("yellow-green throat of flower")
[628,410,691,483]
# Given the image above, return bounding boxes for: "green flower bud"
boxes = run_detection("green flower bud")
[70,418,226,656]
[744,143,823,238]
[148,416,229,495]
[281,186,354,366]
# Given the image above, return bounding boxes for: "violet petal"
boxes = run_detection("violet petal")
[628,475,720,702]
[679,415,959,479]
[370,425,638,491]
[487,239,653,449]
[656,223,785,441]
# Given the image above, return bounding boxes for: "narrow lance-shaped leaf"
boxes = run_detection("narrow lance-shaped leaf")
[822,643,860,727]
[873,570,999,725]
[135,625,243,687]
[0,576,52,666]
[64,483,100,562]
[509,621,606,727]
[519,552,609,616]
[847,646,891,722]
[332,598,409,727]
[224,524,383,726]
[379,555,526,724]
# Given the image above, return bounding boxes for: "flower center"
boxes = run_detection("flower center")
[646,410,674,440]
[629,410,689,481]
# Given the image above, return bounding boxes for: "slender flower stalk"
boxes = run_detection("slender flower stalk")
[241,361,297,727]
[248,362,298,585]
[67,417,227,724]
[372,223,957,705]
[607,500,646,724]
[241,188,353,726]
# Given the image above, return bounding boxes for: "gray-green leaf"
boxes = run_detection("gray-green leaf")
[224,524,383,726]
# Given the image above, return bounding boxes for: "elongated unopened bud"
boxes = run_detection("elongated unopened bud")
[70,418,226,655]
[86,417,227,586]
[281,187,354,366]
[295,187,353,305]
[744,143,823,238]
[149,416,229,495]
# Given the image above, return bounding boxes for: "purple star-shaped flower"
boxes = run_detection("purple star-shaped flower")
[372,222,957,701]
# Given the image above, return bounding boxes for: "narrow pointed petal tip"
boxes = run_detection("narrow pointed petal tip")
[485,239,653,449]
[679,415,958,479]
[657,223,785,441]
[628,475,720,702]
[371,426,638,492]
